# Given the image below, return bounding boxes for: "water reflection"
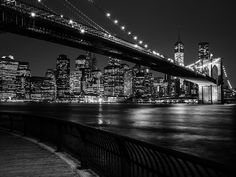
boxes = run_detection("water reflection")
[0,103,235,166]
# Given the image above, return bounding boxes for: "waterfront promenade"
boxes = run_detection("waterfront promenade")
[0,111,235,177]
[0,130,83,177]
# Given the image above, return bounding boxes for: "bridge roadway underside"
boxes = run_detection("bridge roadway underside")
[0,4,215,86]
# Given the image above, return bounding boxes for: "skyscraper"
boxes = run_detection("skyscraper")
[70,71,81,95]
[124,66,133,97]
[174,31,184,66]
[86,52,92,68]
[75,54,93,94]
[132,66,153,100]
[16,61,31,100]
[198,42,210,61]
[75,55,87,70]
[198,42,210,74]
[91,54,97,70]
[56,54,70,100]
[45,69,56,100]
[71,55,86,95]
[0,56,19,101]
[28,76,55,101]
[108,57,120,66]
[103,57,125,97]
[90,69,102,95]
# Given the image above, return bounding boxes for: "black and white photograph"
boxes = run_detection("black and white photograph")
[0,0,235,176]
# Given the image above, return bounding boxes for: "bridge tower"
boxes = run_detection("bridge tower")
[198,57,224,104]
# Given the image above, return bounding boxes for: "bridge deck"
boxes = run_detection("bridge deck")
[0,131,79,177]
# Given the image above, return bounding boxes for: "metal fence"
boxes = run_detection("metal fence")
[0,111,234,177]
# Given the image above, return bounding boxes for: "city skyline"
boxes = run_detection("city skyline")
[2,50,233,104]
[0,0,235,87]
[1,2,236,176]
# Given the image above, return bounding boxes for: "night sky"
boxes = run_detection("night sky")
[0,0,235,87]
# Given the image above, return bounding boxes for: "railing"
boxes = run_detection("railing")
[0,111,234,177]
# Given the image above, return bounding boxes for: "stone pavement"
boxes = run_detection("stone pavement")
[0,130,81,177]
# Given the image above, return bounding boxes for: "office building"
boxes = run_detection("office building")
[56,55,70,99]
[16,61,31,100]
[0,56,19,101]
[103,58,125,97]
[198,42,210,74]
[174,32,184,66]
[45,69,56,100]
[29,76,55,101]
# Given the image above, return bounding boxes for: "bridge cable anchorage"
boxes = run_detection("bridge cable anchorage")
[62,0,110,34]
[223,65,235,92]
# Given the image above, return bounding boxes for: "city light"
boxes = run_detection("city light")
[100,8,153,52]
[106,13,111,17]
[98,98,103,104]
[69,19,73,24]
[80,28,85,34]
[1,1,235,105]
[1,52,235,104]
[30,12,36,17]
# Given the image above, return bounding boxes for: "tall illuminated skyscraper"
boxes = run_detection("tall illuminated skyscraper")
[0,56,19,100]
[16,61,31,100]
[73,55,86,94]
[45,69,56,100]
[174,32,184,66]
[103,57,125,97]
[198,42,210,61]
[56,54,70,99]
[198,42,210,74]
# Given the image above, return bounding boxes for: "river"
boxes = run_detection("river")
[0,103,235,166]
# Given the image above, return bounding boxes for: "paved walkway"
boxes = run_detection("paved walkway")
[0,131,80,177]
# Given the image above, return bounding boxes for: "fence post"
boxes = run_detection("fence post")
[55,121,63,152]
[79,131,88,169]
[116,138,131,177]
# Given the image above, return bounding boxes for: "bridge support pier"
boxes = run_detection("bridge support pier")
[198,85,223,104]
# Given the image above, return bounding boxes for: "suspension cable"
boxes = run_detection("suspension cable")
[63,0,109,33]
[60,0,95,28]
[40,1,58,14]
[223,65,235,92]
